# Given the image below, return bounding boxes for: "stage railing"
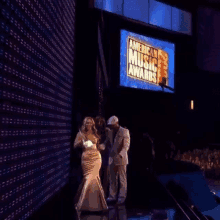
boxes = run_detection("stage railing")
[154,174,211,220]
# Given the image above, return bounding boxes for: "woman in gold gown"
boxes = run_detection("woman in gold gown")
[74,117,108,212]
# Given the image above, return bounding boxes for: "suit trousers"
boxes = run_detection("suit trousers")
[109,163,127,200]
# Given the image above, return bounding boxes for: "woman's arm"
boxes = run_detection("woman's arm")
[74,131,85,149]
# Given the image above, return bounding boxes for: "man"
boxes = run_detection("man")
[105,116,130,205]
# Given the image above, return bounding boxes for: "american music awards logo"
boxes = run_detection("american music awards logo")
[127,37,169,85]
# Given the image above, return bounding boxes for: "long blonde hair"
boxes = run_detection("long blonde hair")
[80,117,99,138]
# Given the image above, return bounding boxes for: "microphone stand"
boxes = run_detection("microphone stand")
[159,82,175,92]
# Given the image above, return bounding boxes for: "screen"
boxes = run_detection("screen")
[120,30,175,93]
[0,0,75,219]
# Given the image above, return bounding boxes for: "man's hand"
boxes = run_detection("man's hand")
[116,154,122,159]
[99,144,105,150]
[114,155,122,164]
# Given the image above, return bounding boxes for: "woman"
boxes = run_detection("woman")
[95,116,107,143]
[73,117,108,212]
[95,116,110,198]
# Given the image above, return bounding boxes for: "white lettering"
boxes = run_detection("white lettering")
[129,48,137,66]
[144,69,149,80]
[149,71,152,81]
[143,55,149,69]
[149,62,153,71]
[140,68,144,79]
[133,65,140,77]
[152,58,158,72]
[137,52,144,68]
[128,63,134,76]
[132,41,139,51]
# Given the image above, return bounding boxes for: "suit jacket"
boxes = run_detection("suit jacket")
[105,126,130,165]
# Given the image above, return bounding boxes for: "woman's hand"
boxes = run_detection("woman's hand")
[83,140,94,148]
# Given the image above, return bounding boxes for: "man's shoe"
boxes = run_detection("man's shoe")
[106,198,117,203]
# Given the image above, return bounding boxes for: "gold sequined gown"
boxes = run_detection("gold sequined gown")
[74,132,108,212]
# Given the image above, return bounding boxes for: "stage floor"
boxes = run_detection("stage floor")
[29,171,200,220]
[28,163,220,220]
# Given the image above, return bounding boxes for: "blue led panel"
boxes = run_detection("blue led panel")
[120,30,175,93]
[95,0,103,9]
[102,0,123,15]
[94,0,191,36]
[124,0,149,24]
[149,0,172,30]
[0,0,75,219]
[172,7,192,35]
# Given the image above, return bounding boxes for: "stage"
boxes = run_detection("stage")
[29,161,220,220]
